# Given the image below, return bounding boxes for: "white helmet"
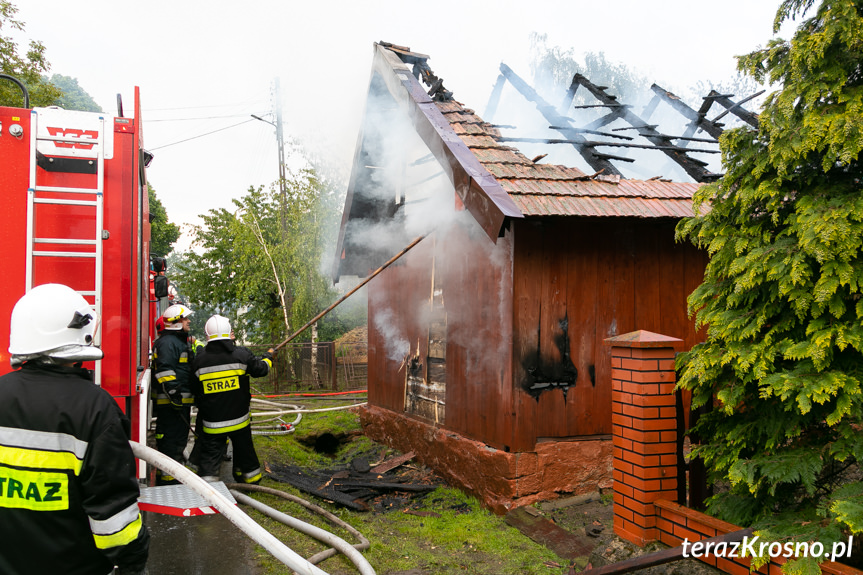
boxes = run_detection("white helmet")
[8,284,104,366]
[204,315,232,341]
[162,304,193,331]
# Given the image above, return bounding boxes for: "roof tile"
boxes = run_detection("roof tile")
[434,99,704,218]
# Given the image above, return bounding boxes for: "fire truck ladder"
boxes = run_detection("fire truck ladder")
[26,110,106,382]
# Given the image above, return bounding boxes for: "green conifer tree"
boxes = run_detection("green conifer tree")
[677,1,863,571]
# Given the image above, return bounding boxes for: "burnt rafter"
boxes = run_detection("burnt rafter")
[379,41,454,102]
[498,63,623,177]
[707,89,762,128]
[649,84,726,140]
[571,74,720,182]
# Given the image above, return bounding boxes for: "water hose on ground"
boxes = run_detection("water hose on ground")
[129,441,329,575]
[251,403,367,418]
[228,485,374,575]
[228,483,371,564]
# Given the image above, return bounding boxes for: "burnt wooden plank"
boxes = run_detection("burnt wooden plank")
[370,451,416,475]
[568,220,601,435]
[593,224,617,435]
[512,221,544,451]
[633,222,662,333]
[537,222,570,438]
[504,506,596,559]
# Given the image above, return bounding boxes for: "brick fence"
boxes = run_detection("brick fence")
[606,330,862,575]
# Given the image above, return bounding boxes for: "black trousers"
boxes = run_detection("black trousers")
[198,424,261,483]
[153,403,191,484]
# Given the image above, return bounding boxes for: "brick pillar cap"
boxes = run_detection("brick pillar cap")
[604,330,683,349]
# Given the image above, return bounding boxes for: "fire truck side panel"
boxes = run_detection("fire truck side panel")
[0,107,31,371]
[0,97,152,445]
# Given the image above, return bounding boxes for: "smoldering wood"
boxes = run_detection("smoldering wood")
[649,84,725,140]
[498,63,623,177]
[548,126,633,140]
[707,89,763,127]
[267,462,438,511]
[572,74,719,182]
[611,125,658,131]
[369,451,416,475]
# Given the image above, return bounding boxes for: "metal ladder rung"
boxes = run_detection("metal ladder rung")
[34,238,98,245]
[33,251,97,258]
[27,111,106,389]
[34,185,100,195]
[34,198,98,207]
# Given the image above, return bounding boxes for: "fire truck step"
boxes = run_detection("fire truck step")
[138,481,237,517]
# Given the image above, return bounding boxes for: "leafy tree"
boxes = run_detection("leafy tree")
[529,33,649,104]
[148,184,181,257]
[47,74,101,112]
[174,168,338,346]
[677,0,863,571]
[0,0,60,107]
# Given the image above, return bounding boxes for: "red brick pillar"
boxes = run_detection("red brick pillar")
[605,330,682,546]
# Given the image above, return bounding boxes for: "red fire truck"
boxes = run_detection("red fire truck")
[0,79,157,473]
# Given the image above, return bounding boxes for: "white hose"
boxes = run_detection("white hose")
[252,402,367,418]
[231,490,376,575]
[129,441,329,575]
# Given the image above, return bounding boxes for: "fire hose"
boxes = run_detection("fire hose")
[129,442,330,575]
[229,487,375,575]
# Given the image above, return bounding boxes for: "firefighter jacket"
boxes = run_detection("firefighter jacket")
[190,340,272,435]
[0,362,149,575]
[152,329,195,407]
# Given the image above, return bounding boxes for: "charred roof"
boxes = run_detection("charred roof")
[333,42,759,281]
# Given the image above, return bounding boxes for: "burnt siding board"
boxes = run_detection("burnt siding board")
[567,223,602,435]
[535,222,574,439]
[511,217,705,443]
[439,225,513,449]
[367,243,435,412]
[511,221,544,452]
[367,214,704,453]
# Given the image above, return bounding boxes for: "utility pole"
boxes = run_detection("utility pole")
[251,79,288,240]
[274,78,287,240]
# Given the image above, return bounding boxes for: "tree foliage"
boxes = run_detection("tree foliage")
[47,74,101,112]
[676,1,863,570]
[148,184,181,257]
[0,0,60,107]
[529,33,649,103]
[173,169,340,345]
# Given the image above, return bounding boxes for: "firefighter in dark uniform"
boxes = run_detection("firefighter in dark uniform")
[151,303,195,485]
[0,283,149,575]
[191,315,273,483]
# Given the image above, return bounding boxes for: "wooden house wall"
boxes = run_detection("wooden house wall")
[367,239,435,412]
[510,217,707,452]
[366,221,515,450]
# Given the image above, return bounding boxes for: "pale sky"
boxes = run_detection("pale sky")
[15,1,794,250]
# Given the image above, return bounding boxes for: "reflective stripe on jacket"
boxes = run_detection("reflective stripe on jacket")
[152,330,195,405]
[191,340,271,435]
[0,362,149,575]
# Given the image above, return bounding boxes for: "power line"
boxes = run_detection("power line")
[146,114,252,122]
[144,100,265,112]
[149,119,256,151]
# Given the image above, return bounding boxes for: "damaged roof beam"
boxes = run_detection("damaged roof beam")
[484,73,506,122]
[707,89,762,128]
[571,74,718,182]
[499,64,622,177]
[650,84,725,140]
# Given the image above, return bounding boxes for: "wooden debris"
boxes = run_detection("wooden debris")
[370,451,415,475]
